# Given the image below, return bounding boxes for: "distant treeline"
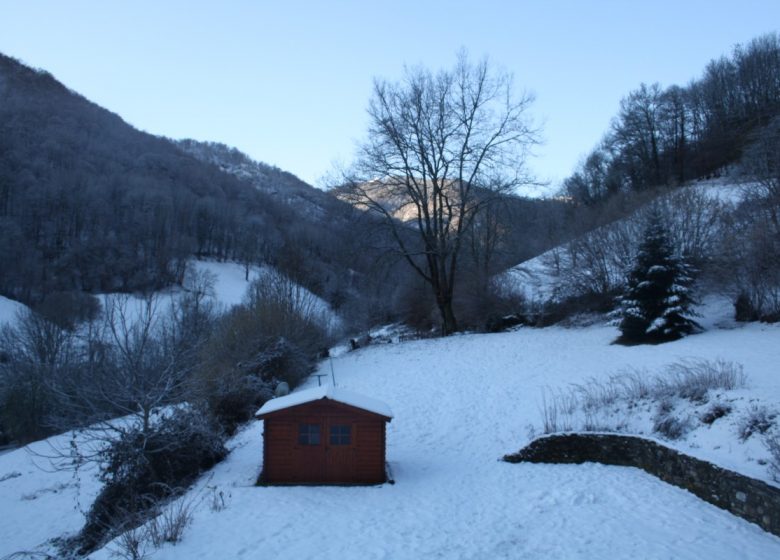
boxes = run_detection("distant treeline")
[564,33,780,204]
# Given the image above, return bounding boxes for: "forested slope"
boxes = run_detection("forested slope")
[0,53,394,312]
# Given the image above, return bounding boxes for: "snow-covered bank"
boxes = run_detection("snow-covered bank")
[0,295,27,327]
[0,430,103,557]
[190,260,342,333]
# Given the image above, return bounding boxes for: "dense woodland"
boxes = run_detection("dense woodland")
[0,52,388,306]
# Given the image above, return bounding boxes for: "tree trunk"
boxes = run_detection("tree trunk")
[436,296,458,336]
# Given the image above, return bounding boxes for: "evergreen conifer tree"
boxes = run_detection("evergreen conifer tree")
[616,210,700,344]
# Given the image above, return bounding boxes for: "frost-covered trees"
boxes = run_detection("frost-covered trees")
[192,269,331,432]
[714,116,780,322]
[616,210,700,344]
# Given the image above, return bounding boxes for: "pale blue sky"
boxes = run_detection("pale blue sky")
[1,1,778,194]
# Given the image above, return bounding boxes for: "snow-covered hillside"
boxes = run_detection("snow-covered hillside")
[0,295,26,327]
[498,178,750,304]
[2,298,779,559]
[188,260,341,333]
[0,260,341,335]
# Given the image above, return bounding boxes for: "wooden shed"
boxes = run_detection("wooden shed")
[255,385,393,485]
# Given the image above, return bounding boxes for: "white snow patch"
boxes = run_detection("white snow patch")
[0,430,103,557]
[496,256,557,303]
[92,260,342,335]
[0,295,28,327]
[189,260,261,309]
[691,176,751,204]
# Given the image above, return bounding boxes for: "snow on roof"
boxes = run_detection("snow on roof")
[255,385,393,419]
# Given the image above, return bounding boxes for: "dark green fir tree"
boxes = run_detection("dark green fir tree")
[616,210,700,344]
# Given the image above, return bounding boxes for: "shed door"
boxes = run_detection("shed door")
[325,417,356,482]
[294,417,325,482]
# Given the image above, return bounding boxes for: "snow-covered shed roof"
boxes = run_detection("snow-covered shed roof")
[255,385,393,419]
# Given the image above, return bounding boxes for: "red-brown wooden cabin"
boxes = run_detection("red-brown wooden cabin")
[255,385,393,485]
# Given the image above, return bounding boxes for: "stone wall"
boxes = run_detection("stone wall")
[503,433,780,537]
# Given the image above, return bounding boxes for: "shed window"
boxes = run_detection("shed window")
[298,424,320,445]
[329,425,351,445]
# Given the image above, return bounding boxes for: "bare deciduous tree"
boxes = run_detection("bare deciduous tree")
[342,52,539,334]
[742,115,780,231]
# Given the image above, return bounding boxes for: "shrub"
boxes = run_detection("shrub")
[534,359,745,436]
[539,389,576,434]
[734,292,760,322]
[112,523,149,560]
[0,310,75,443]
[147,498,195,547]
[208,375,274,435]
[717,175,780,323]
[738,405,776,441]
[766,433,780,482]
[77,408,226,554]
[653,359,746,403]
[653,407,691,440]
[107,495,196,560]
[33,291,101,330]
[701,403,732,424]
[192,271,330,432]
[249,337,315,387]
[207,486,229,512]
[244,270,332,355]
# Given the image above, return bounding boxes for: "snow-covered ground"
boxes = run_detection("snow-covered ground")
[0,430,103,556]
[190,259,342,334]
[2,296,779,558]
[90,260,266,332]
[496,253,557,303]
[0,259,341,335]
[189,259,258,308]
[0,294,27,327]
[692,176,755,204]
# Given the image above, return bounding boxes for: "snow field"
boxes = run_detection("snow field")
[189,260,341,332]
[0,431,103,557]
[0,259,341,335]
[84,308,780,559]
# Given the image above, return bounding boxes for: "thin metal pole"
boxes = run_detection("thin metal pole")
[329,357,337,386]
